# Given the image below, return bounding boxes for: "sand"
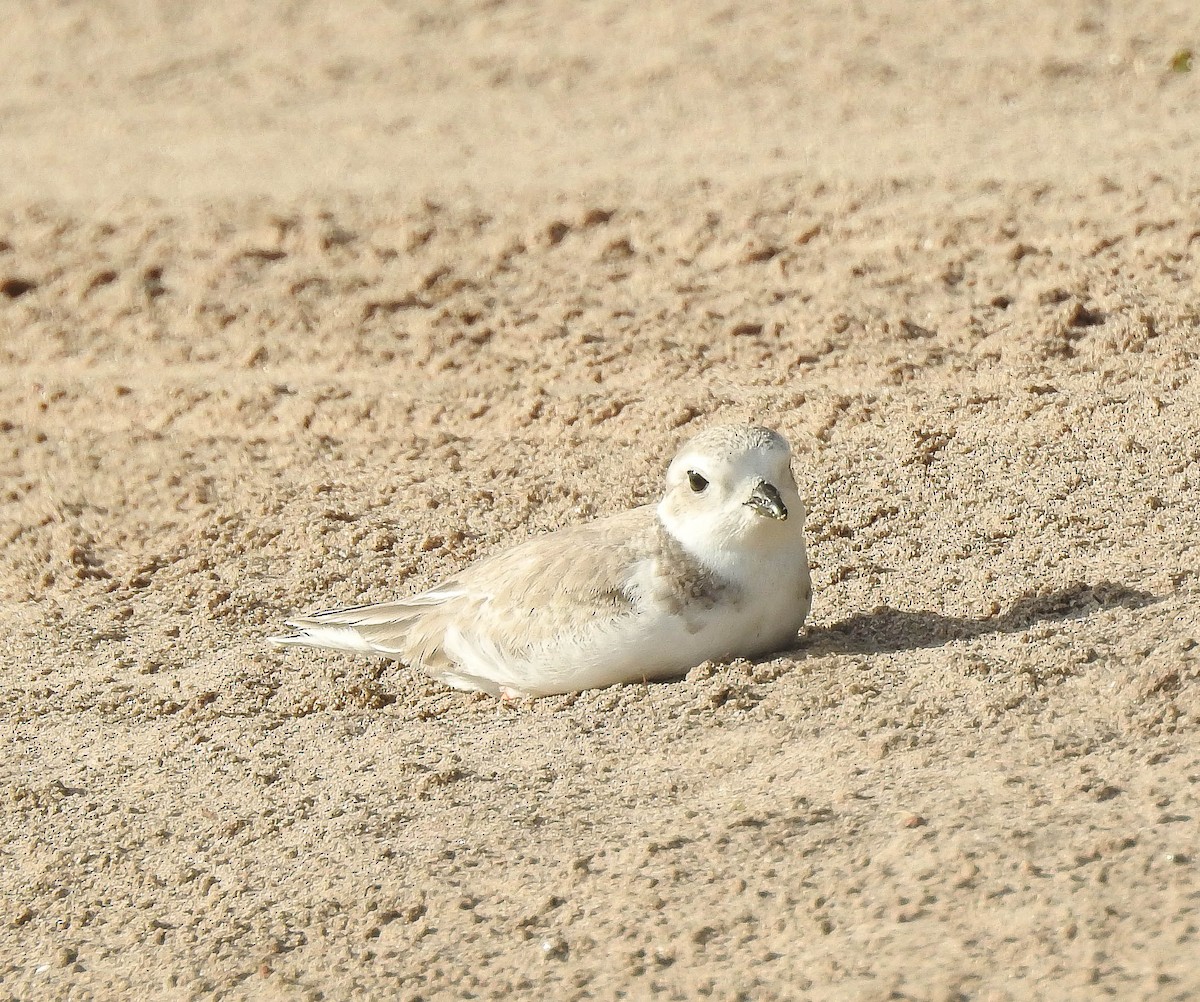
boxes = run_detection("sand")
[2,2,1199,999]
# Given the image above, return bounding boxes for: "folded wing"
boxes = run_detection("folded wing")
[269,507,656,681]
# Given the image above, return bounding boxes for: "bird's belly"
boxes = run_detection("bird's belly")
[444,551,810,698]
[508,591,804,697]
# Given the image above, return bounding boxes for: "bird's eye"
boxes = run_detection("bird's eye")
[687,470,709,493]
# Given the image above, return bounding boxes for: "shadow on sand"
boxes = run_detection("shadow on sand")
[803,580,1158,656]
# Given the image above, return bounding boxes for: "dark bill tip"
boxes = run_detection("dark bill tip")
[744,480,787,520]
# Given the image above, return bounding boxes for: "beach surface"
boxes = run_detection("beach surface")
[2,2,1198,998]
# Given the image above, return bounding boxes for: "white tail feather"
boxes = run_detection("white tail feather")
[268,625,385,656]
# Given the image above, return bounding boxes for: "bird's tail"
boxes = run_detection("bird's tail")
[268,623,384,655]
[268,601,423,657]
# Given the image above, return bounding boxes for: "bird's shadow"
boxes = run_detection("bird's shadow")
[801,581,1158,656]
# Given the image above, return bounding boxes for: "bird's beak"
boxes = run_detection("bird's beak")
[744,480,787,520]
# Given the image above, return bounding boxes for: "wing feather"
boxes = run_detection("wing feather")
[273,506,659,677]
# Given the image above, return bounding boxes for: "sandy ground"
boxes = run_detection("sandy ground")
[2,2,1200,999]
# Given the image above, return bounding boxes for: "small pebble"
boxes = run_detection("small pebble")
[540,936,568,961]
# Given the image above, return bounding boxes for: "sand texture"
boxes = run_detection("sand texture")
[2,2,1199,999]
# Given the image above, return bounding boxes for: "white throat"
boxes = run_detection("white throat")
[658,500,757,583]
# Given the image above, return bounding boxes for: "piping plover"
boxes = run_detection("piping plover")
[270,424,811,697]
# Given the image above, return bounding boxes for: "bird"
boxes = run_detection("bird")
[269,424,812,698]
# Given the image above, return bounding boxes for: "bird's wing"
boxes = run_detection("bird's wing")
[282,506,660,671]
